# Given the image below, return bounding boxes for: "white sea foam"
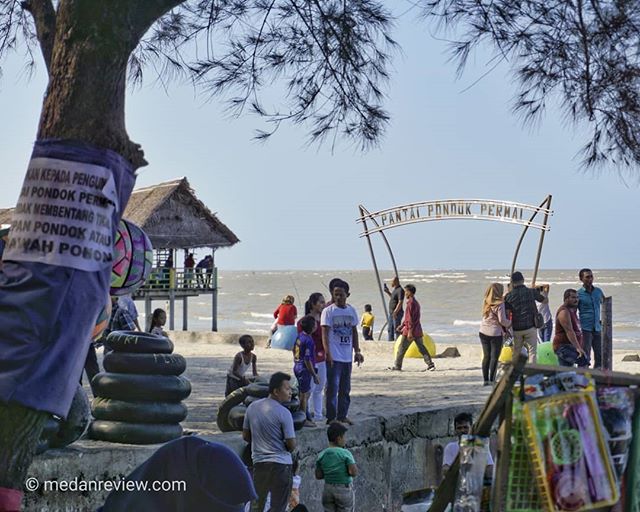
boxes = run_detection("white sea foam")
[250,312,273,319]
[197,316,213,321]
[243,321,272,327]
[248,293,272,297]
[453,320,481,326]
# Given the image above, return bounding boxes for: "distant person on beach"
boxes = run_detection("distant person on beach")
[553,289,588,367]
[442,413,493,479]
[184,252,195,288]
[149,308,168,336]
[383,277,404,341]
[300,292,327,422]
[194,255,213,288]
[101,436,256,512]
[536,284,552,342]
[293,316,320,426]
[316,422,357,512]
[479,283,511,385]
[321,279,363,425]
[118,293,141,331]
[109,296,137,333]
[390,284,435,372]
[271,295,298,335]
[360,304,374,341]
[577,268,605,369]
[227,335,259,396]
[243,372,297,512]
[504,271,544,363]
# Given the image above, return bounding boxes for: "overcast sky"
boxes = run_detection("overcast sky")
[0,12,638,270]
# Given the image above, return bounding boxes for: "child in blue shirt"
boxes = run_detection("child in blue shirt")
[294,315,320,427]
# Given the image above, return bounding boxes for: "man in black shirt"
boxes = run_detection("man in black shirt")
[383,276,404,342]
[505,271,544,363]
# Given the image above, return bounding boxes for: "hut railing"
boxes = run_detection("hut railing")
[136,267,217,293]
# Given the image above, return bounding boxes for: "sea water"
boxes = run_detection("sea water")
[145,269,640,348]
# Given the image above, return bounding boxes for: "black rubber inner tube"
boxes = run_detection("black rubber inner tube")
[92,373,191,402]
[89,421,183,445]
[103,352,186,376]
[105,331,174,354]
[91,397,188,423]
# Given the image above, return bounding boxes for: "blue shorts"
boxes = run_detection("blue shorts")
[294,367,313,393]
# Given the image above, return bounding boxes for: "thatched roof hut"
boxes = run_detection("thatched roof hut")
[123,177,239,249]
[0,177,239,250]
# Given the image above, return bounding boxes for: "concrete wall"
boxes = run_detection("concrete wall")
[25,404,483,512]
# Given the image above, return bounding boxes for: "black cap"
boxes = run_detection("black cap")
[511,271,524,283]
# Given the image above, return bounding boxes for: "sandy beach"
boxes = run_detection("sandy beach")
[146,334,640,434]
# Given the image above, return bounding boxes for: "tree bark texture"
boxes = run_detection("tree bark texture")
[0,404,47,489]
[37,0,184,169]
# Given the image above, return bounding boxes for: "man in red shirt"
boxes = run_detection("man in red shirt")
[390,284,435,371]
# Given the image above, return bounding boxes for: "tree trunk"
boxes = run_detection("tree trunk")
[38,0,149,169]
[0,2,186,504]
[0,404,47,489]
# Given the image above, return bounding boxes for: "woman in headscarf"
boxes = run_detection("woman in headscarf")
[101,436,256,511]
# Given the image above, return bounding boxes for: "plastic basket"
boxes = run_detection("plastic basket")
[522,392,619,512]
[625,401,640,512]
[507,400,543,512]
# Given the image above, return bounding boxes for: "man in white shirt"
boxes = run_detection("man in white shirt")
[442,412,494,479]
[321,279,364,425]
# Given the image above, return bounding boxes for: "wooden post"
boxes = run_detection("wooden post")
[211,249,217,332]
[169,289,175,331]
[601,296,613,370]
[429,354,528,511]
[144,296,151,331]
[183,296,188,331]
[491,393,513,511]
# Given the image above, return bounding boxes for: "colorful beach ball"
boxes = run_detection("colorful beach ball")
[92,298,112,342]
[110,219,153,296]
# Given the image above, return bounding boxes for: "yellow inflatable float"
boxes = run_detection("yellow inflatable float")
[498,345,513,363]
[393,334,436,358]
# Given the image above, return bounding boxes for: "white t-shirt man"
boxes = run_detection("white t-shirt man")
[321,303,359,363]
[443,441,494,467]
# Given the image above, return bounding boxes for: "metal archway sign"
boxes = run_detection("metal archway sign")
[356,196,553,337]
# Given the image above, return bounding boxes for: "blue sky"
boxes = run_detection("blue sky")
[0,12,638,270]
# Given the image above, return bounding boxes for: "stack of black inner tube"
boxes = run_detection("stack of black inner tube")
[89,331,191,444]
[217,380,306,432]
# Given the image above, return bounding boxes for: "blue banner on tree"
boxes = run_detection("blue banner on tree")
[0,139,136,418]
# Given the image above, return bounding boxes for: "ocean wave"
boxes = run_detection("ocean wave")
[614,321,640,330]
[250,312,273,319]
[453,320,481,326]
[248,293,272,297]
[429,331,462,338]
[197,316,213,321]
[243,321,271,327]
[427,273,468,279]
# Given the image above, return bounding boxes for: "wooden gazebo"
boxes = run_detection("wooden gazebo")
[0,177,239,331]
[121,177,238,331]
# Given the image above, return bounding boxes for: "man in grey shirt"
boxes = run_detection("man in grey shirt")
[243,372,296,512]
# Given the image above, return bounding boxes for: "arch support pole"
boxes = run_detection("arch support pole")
[359,205,390,336]
[531,195,552,286]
